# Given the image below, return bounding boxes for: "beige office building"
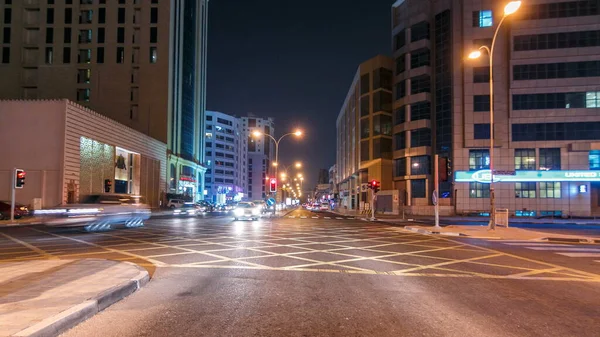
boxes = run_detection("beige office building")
[336,55,396,212]
[391,0,600,217]
[0,0,209,201]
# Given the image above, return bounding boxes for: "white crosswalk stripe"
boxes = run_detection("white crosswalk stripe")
[324,217,331,219]
[499,240,600,263]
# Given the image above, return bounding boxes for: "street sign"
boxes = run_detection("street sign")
[361,183,368,192]
[266,198,276,206]
[432,190,438,206]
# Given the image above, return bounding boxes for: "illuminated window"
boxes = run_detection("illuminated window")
[469,182,490,198]
[473,10,493,28]
[514,149,536,170]
[515,182,536,198]
[469,149,489,170]
[540,182,561,198]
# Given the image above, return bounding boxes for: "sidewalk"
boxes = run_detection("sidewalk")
[0,259,149,337]
[404,225,600,243]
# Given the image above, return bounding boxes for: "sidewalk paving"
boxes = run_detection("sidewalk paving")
[404,225,600,243]
[0,259,149,337]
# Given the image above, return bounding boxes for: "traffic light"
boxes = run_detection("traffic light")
[369,180,380,193]
[269,178,277,192]
[104,179,112,193]
[15,169,25,189]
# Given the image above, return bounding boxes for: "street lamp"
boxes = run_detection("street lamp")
[467,1,521,230]
[252,129,303,184]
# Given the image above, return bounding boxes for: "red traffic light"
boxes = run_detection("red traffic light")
[269,178,277,192]
[369,179,380,193]
[17,171,26,179]
[15,169,26,188]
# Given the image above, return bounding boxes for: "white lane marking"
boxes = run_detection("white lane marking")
[324,217,331,219]
[336,217,343,219]
[300,216,307,219]
[527,247,600,252]
[311,216,318,219]
[504,243,572,246]
[556,253,600,258]
[288,216,296,218]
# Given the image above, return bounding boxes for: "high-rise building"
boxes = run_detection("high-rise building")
[336,55,393,211]
[241,116,275,200]
[391,0,600,216]
[204,110,245,204]
[0,0,209,201]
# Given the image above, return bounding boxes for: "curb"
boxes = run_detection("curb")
[405,226,466,237]
[543,237,600,244]
[12,264,150,337]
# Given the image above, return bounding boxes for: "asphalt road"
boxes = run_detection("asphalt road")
[0,210,599,336]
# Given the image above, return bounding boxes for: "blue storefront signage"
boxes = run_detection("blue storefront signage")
[455,169,600,183]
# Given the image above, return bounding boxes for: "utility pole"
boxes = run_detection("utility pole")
[10,168,16,222]
[434,155,440,228]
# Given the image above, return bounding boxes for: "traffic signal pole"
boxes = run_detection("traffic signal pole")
[10,167,16,222]
[434,155,440,228]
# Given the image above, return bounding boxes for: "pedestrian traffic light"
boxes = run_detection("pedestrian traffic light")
[269,178,277,192]
[15,169,25,189]
[104,179,112,193]
[369,180,380,193]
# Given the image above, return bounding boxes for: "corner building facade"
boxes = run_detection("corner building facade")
[0,0,209,201]
[392,0,600,217]
[336,55,394,211]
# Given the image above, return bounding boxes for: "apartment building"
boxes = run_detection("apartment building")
[204,110,245,204]
[241,116,275,200]
[336,55,394,211]
[0,0,209,201]
[391,0,600,216]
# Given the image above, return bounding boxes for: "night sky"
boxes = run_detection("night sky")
[207,0,393,187]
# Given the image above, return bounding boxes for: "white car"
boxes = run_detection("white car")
[233,202,262,221]
[319,202,330,211]
[167,199,186,209]
[173,202,203,216]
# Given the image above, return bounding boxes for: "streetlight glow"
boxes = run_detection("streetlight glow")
[468,50,482,59]
[504,1,521,15]
[294,130,303,137]
[295,162,302,168]
[252,130,262,137]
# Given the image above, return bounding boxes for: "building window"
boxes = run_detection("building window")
[78,29,92,43]
[513,61,600,81]
[150,7,158,24]
[77,69,91,83]
[1,47,8,63]
[360,74,370,95]
[97,47,104,63]
[79,9,92,24]
[360,96,370,116]
[394,132,406,150]
[78,49,91,63]
[520,1,600,20]
[473,10,493,28]
[410,128,431,147]
[45,47,53,64]
[46,28,53,43]
[395,81,406,99]
[394,29,406,50]
[411,155,430,175]
[64,28,71,43]
[116,47,124,63]
[515,182,536,198]
[474,95,490,112]
[98,8,105,24]
[410,75,430,94]
[469,149,490,170]
[65,8,72,24]
[411,179,426,198]
[410,21,429,42]
[469,182,490,198]
[512,122,600,141]
[360,118,370,139]
[539,148,561,170]
[373,91,392,113]
[587,91,600,107]
[473,66,490,83]
[2,27,10,44]
[394,106,406,125]
[514,30,600,51]
[540,182,561,198]
[410,101,430,121]
[63,47,70,63]
[360,140,369,161]
[410,48,430,69]
[150,27,157,43]
[395,54,405,75]
[3,8,11,24]
[373,114,392,136]
[118,8,125,24]
[394,158,407,177]
[514,149,536,170]
[77,88,90,102]
[474,123,490,139]
[97,28,104,43]
[117,27,125,43]
[46,8,54,24]
[512,92,590,110]
[590,150,600,170]
[373,138,392,159]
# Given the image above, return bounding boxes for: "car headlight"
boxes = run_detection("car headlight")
[234,209,244,216]
[252,208,260,215]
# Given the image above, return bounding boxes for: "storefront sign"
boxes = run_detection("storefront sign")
[455,170,600,183]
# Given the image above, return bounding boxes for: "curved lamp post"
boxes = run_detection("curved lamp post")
[468,1,521,230]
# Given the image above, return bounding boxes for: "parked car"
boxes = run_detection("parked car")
[0,200,30,220]
[167,199,187,209]
[233,202,262,221]
[34,194,150,231]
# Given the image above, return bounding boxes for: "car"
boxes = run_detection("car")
[0,200,30,220]
[173,202,204,216]
[319,202,330,211]
[167,199,187,209]
[34,194,151,231]
[195,200,213,212]
[233,202,261,221]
